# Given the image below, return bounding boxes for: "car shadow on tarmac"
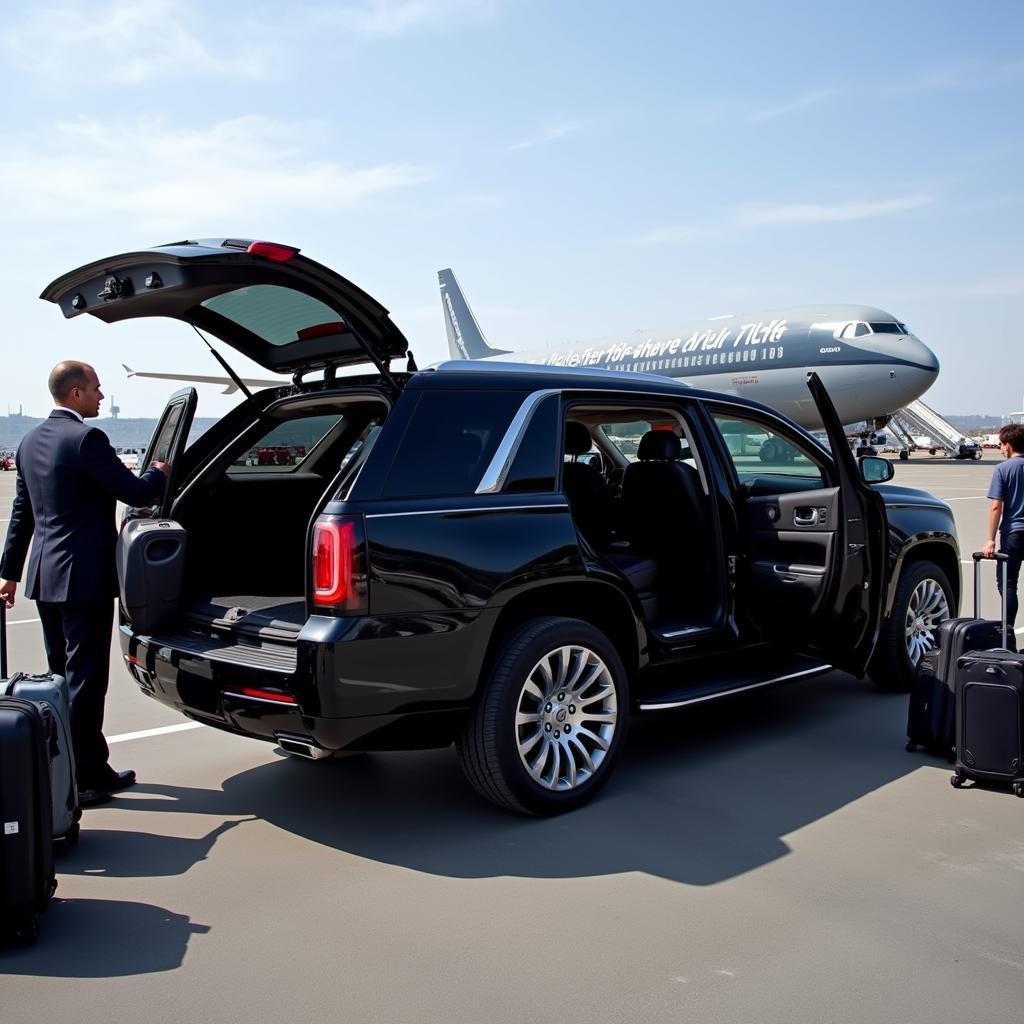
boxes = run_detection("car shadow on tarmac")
[0,899,210,976]
[73,671,943,888]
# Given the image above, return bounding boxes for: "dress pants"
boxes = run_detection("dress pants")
[37,598,115,787]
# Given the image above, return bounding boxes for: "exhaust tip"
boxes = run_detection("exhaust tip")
[275,733,331,760]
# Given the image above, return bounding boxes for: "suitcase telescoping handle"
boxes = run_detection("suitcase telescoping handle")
[972,551,1010,648]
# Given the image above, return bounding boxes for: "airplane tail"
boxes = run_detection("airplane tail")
[438,268,510,360]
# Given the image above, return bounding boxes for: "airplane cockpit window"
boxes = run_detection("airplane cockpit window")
[869,322,903,334]
[839,322,871,339]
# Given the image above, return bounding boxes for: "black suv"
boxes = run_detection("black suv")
[43,240,961,814]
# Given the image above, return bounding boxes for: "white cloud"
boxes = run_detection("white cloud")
[749,89,835,123]
[507,121,581,152]
[738,194,935,226]
[317,0,498,37]
[630,193,935,245]
[0,116,432,231]
[5,0,269,83]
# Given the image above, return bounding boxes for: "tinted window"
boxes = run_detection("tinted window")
[229,414,343,474]
[201,286,346,347]
[505,394,558,493]
[869,322,902,334]
[383,390,523,498]
[712,414,825,484]
[148,403,185,465]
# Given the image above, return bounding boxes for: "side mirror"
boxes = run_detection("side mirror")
[859,456,894,483]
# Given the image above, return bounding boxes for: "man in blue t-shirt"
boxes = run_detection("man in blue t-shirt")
[983,423,1024,626]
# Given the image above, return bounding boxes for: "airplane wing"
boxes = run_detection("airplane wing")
[122,364,283,395]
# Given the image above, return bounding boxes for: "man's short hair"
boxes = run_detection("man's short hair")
[47,361,92,401]
[998,424,1024,453]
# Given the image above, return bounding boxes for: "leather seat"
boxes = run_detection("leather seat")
[621,430,708,574]
[561,422,615,548]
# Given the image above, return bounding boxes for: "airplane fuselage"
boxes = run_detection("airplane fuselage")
[474,304,940,430]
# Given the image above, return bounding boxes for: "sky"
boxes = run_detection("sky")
[1,0,1022,420]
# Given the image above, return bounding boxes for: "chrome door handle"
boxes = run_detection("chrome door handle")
[793,507,817,526]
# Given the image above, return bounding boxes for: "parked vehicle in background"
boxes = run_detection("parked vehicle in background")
[44,238,963,815]
[0,454,14,471]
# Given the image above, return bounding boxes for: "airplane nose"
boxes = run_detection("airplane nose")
[911,337,940,375]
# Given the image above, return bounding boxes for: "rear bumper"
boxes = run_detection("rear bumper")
[118,610,490,750]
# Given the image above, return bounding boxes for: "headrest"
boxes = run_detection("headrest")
[637,430,682,461]
[565,422,592,456]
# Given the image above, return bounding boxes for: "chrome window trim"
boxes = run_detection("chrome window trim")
[475,388,561,494]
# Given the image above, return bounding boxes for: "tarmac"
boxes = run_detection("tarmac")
[1,454,1022,1023]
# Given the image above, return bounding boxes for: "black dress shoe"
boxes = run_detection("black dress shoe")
[97,768,137,791]
[78,787,112,808]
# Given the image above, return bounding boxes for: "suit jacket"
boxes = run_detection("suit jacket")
[0,410,167,602]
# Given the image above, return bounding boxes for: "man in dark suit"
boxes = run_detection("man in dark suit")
[0,362,169,806]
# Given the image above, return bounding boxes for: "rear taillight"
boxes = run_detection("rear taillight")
[312,515,368,613]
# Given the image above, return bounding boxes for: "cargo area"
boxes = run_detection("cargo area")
[118,392,389,641]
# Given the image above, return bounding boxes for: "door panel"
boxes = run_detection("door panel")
[747,488,839,623]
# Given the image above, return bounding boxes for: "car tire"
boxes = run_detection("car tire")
[456,617,628,815]
[869,560,954,692]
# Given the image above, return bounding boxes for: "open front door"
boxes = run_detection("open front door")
[802,372,887,674]
[138,387,197,517]
[709,374,886,676]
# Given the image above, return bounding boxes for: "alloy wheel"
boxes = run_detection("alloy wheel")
[904,577,950,666]
[514,645,618,791]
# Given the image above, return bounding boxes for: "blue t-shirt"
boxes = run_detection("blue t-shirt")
[988,455,1024,537]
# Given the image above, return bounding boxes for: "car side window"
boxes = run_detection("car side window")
[229,414,344,474]
[505,394,558,493]
[381,390,524,498]
[711,412,825,490]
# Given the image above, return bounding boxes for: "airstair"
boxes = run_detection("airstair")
[889,399,982,460]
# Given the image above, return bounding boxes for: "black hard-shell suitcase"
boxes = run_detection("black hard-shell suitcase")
[0,604,80,848]
[906,553,1014,758]
[952,649,1024,797]
[0,695,57,946]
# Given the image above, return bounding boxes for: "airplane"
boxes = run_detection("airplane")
[437,268,941,435]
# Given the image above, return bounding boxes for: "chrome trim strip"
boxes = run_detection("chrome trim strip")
[638,664,831,711]
[222,691,299,707]
[475,389,561,494]
[366,504,568,519]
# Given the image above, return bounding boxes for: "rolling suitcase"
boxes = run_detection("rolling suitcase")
[906,553,1014,758]
[951,561,1024,795]
[0,604,80,847]
[0,694,57,946]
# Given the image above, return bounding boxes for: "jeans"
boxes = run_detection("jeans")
[996,530,1024,628]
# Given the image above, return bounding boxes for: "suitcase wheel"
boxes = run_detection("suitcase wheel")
[1013,782,1024,799]
[63,821,81,849]
[951,772,965,788]
[905,741,917,753]
[12,913,40,948]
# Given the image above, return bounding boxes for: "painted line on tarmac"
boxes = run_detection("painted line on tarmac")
[108,722,204,744]
[940,495,989,501]
[6,616,40,626]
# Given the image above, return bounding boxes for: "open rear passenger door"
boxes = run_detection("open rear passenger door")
[137,386,197,516]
